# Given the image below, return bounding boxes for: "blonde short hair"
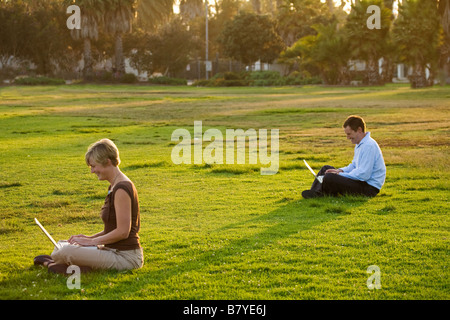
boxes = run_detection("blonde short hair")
[85,139,121,167]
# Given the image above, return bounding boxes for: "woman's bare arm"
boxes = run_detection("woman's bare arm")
[69,189,131,246]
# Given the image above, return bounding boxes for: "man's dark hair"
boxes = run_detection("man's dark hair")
[343,115,366,132]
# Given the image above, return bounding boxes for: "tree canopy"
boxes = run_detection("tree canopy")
[0,0,448,87]
[219,11,285,65]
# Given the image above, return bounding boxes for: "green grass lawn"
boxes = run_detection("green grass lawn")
[0,83,448,300]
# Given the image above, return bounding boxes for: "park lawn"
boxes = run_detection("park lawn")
[0,83,448,300]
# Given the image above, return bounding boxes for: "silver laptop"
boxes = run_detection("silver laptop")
[303,159,323,183]
[35,218,99,250]
[34,218,69,250]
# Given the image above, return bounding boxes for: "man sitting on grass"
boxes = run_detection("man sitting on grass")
[302,115,386,199]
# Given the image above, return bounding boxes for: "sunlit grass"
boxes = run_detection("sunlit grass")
[0,83,448,300]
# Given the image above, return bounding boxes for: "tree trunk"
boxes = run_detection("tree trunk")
[276,0,283,11]
[439,0,450,84]
[381,57,394,84]
[339,65,350,85]
[251,0,261,14]
[410,64,427,88]
[326,0,334,13]
[83,38,93,79]
[115,33,125,77]
[367,57,380,86]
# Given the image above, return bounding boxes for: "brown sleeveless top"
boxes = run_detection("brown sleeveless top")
[101,181,141,250]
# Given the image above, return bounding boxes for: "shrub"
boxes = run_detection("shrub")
[14,76,65,85]
[250,71,282,86]
[193,78,250,87]
[250,71,282,80]
[120,73,137,83]
[97,71,114,82]
[284,74,322,85]
[0,67,21,82]
[215,79,250,87]
[192,79,212,87]
[223,72,249,81]
[193,70,322,87]
[82,72,140,84]
[194,72,250,87]
[148,76,187,85]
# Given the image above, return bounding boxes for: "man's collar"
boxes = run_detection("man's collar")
[356,132,371,147]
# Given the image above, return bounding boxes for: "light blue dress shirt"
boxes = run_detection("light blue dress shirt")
[338,132,386,190]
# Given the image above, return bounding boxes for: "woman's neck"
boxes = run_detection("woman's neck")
[108,168,122,186]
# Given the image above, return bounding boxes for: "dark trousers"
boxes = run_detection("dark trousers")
[310,165,379,197]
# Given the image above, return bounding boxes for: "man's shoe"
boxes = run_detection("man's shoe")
[302,190,321,199]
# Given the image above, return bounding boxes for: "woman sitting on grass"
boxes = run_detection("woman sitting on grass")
[34,139,143,274]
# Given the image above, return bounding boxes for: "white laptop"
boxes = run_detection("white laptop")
[34,218,69,250]
[35,218,98,250]
[303,159,324,183]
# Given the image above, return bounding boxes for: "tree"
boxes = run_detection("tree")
[104,0,135,76]
[438,0,450,83]
[179,0,203,22]
[380,0,396,84]
[219,11,285,66]
[440,0,450,35]
[393,0,441,88]
[136,0,174,31]
[125,18,199,77]
[344,0,392,85]
[276,0,334,47]
[28,1,78,75]
[104,0,175,76]
[0,1,33,69]
[0,0,77,76]
[65,0,106,78]
[279,21,351,84]
[190,0,242,64]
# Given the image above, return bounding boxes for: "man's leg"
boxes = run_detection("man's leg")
[322,173,379,197]
[302,165,334,198]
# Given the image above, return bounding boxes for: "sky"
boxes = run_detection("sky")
[323,0,400,15]
[173,0,400,16]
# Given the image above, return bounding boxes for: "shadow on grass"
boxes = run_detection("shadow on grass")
[97,196,369,297]
[4,196,370,299]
